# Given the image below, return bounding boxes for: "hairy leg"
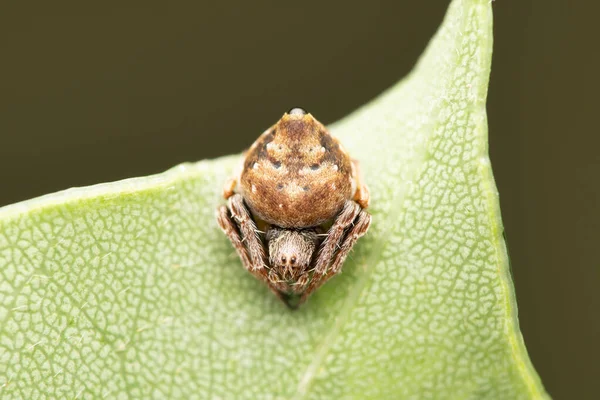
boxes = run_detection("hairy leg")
[313,200,361,275]
[329,210,371,274]
[217,205,268,283]
[299,209,371,304]
[297,200,367,303]
[227,194,267,272]
[217,197,289,302]
[290,271,311,295]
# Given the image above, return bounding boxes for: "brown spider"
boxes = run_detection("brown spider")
[216,107,371,308]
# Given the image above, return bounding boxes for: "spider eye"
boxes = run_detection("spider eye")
[288,107,307,116]
[290,256,296,265]
[281,256,287,264]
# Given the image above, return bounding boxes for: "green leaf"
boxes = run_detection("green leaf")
[0,0,548,398]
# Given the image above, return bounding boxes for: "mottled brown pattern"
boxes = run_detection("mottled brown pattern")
[218,109,371,307]
[240,112,353,228]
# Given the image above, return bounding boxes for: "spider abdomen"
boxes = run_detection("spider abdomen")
[240,112,354,228]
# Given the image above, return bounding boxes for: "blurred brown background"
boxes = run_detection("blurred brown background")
[1,1,598,398]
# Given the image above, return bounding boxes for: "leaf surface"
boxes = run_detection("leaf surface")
[0,0,547,398]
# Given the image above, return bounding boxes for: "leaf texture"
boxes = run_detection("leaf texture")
[0,0,548,398]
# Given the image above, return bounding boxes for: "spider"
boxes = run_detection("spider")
[216,107,371,308]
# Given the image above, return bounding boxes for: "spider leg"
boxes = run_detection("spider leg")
[299,208,371,304]
[227,194,267,272]
[291,271,311,295]
[267,269,292,295]
[222,154,246,199]
[329,210,371,274]
[217,205,266,282]
[217,196,290,303]
[296,200,361,302]
[351,158,370,209]
[217,205,251,268]
[313,200,361,275]
[222,178,237,199]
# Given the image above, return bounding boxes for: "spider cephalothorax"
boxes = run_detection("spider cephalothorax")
[266,227,317,284]
[216,107,371,307]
